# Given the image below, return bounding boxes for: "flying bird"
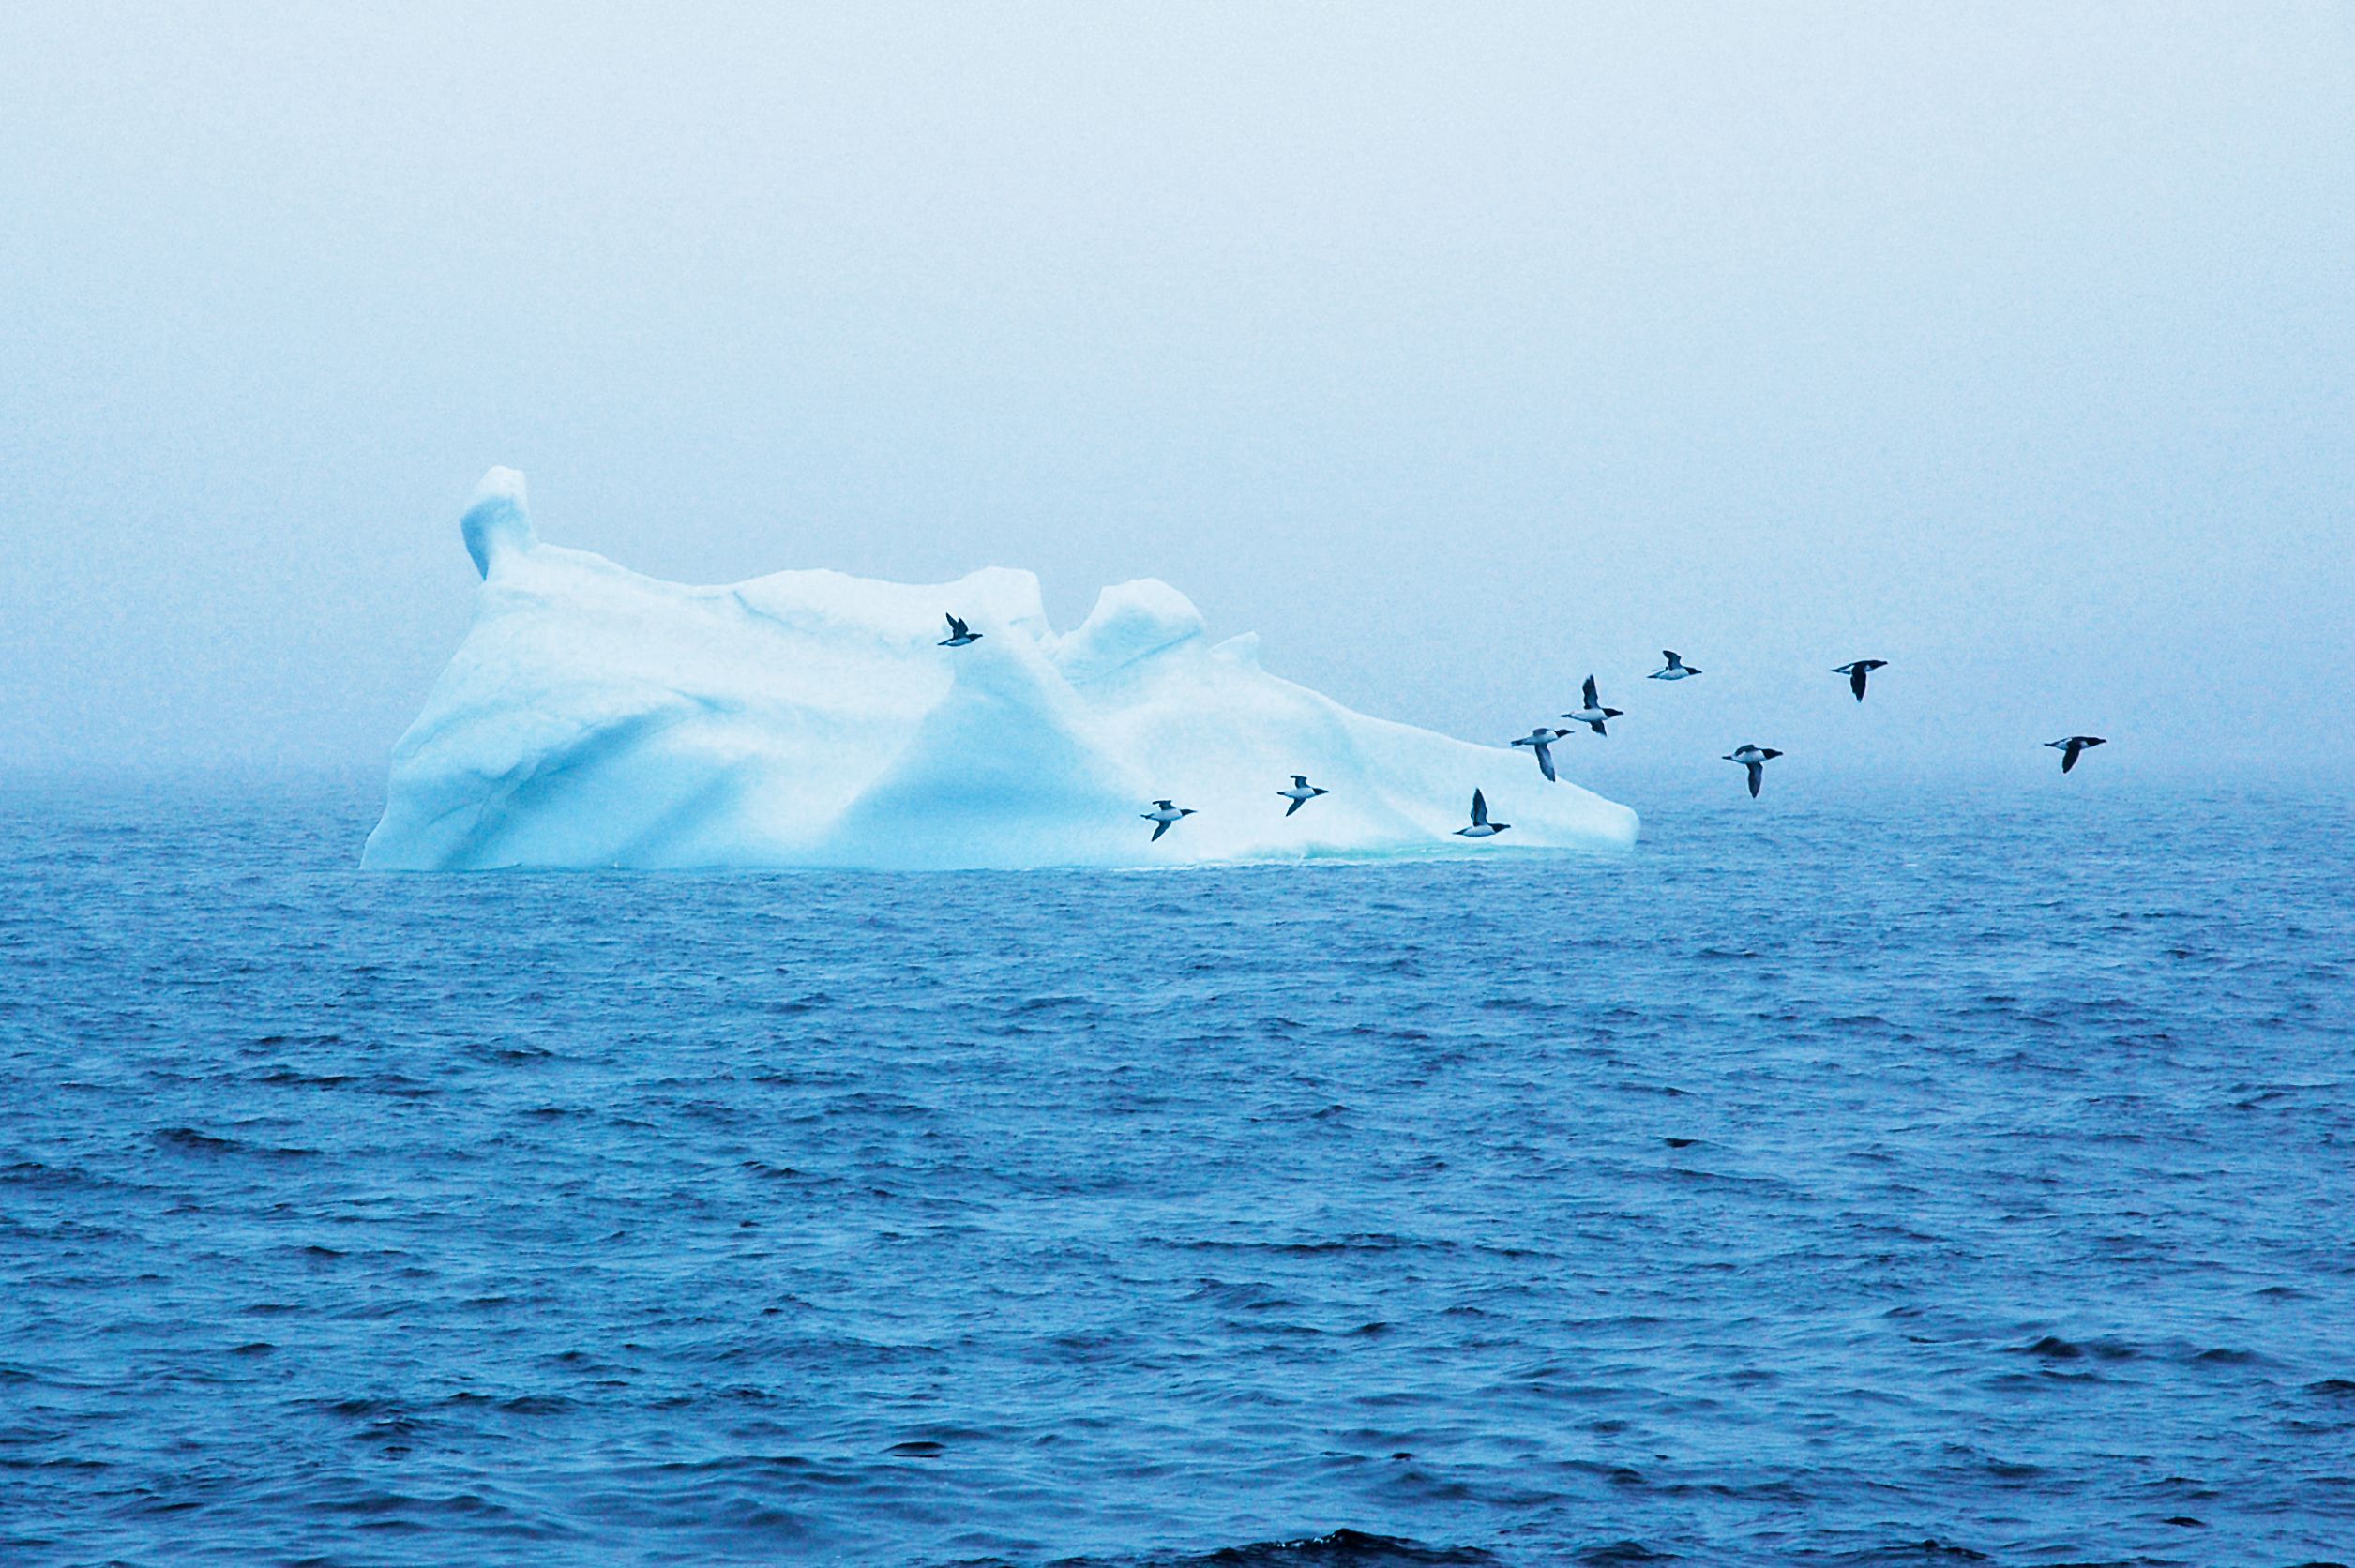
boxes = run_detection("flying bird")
[1650,650,1701,681]
[1454,789,1510,838]
[1724,743,1782,798]
[2046,736,2106,774]
[1561,675,1624,736]
[1277,776,1330,816]
[1141,800,1196,841]
[1511,727,1571,782]
[1833,659,1887,701]
[938,614,983,648]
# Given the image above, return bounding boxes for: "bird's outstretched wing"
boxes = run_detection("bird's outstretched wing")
[1850,665,1869,701]
[1536,743,1557,782]
[2061,742,2081,773]
[1663,650,1680,666]
[1284,795,1305,816]
[1746,761,1764,797]
[1470,789,1488,826]
[1151,818,1172,840]
[1582,675,1599,710]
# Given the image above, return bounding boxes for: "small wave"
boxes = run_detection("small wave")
[0,1159,99,1189]
[1185,1530,1496,1567]
[253,1066,358,1088]
[2190,1346,2269,1366]
[152,1126,318,1159]
[2005,1335,2139,1363]
[1576,1544,1676,1566]
[1170,1234,1453,1259]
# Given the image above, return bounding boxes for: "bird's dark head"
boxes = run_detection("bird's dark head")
[1602,708,1623,719]
[1761,748,1783,760]
[1180,807,1197,817]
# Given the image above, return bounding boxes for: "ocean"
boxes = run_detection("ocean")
[2,778,2349,1566]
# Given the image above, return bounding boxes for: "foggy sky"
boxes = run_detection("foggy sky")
[3,2,2348,799]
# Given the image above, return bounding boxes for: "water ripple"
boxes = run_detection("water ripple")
[0,779,2350,1565]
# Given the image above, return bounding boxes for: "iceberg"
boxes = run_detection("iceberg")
[361,470,1638,870]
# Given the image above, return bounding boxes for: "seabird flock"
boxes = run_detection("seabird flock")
[937,616,2106,844]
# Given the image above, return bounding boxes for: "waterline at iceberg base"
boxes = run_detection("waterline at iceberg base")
[361,470,1638,870]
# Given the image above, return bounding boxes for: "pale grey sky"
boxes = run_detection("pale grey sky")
[3,3,2348,794]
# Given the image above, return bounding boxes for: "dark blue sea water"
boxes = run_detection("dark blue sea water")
[3,779,2351,1567]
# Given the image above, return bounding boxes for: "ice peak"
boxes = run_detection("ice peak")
[460,466,536,579]
[1057,579,1206,686]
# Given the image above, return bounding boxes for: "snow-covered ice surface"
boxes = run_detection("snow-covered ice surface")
[362,471,1638,870]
